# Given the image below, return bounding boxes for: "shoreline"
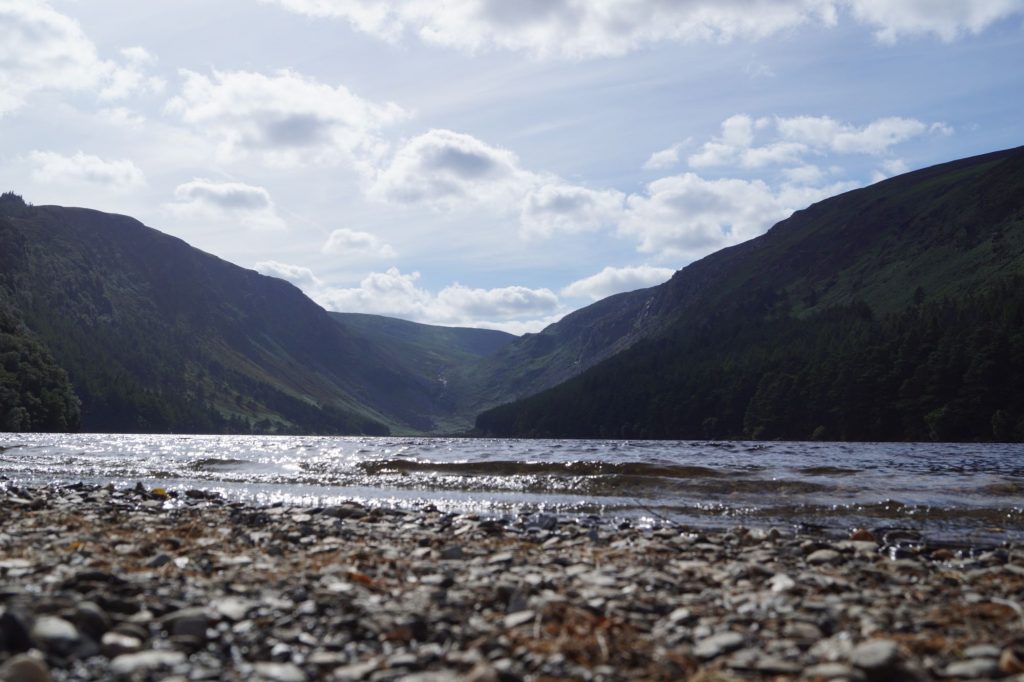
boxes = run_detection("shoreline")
[2,483,1023,681]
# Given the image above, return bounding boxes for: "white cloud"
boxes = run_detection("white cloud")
[254,260,323,290]
[643,142,687,170]
[0,2,166,114]
[776,115,936,154]
[519,184,624,238]
[782,164,826,184]
[171,178,286,231]
[847,0,1024,43]
[689,113,949,174]
[322,228,397,259]
[263,1,1024,58]
[0,1,107,114]
[620,173,858,259]
[371,128,621,239]
[100,46,165,101]
[28,151,145,189]
[562,265,675,301]
[870,157,911,183]
[167,69,408,167]
[263,0,837,58]
[369,129,528,207]
[255,263,563,332]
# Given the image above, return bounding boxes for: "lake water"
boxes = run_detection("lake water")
[2,434,1022,543]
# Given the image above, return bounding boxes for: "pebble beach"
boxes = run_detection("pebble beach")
[2,482,1024,681]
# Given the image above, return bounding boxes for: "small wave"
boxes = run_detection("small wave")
[189,457,250,470]
[356,458,725,479]
[981,481,1024,495]
[796,466,860,476]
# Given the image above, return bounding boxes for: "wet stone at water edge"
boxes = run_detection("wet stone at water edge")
[2,482,1024,680]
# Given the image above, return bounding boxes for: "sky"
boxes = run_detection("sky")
[1,1,1022,334]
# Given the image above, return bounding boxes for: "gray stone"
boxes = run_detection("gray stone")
[147,553,172,568]
[803,662,865,681]
[30,616,80,655]
[253,662,306,682]
[212,596,254,622]
[101,631,143,658]
[0,608,32,653]
[162,607,211,639]
[755,655,802,674]
[849,639,900,672]
[694,631,745,659]
[807,549,842,565]
[963,644,1001,659]
[943,658,998,678]
[73,601,110,640]
[440,545,464,560]
[109,650,186,676]
[768,572,797,592]
[332,658,380,680]
[503,610,535,629]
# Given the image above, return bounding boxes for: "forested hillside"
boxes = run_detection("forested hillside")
[476,146,1024,441]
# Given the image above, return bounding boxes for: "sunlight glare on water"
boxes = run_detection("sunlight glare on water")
[1,433,1022,541]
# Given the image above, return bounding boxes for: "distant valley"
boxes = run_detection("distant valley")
[2,145,1023,441]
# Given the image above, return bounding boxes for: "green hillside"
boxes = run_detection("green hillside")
[476,146,1024,442]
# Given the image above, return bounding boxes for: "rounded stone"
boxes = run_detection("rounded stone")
[850,639,900,671]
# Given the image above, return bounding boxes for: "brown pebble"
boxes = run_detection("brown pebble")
[1001,646,1024,674]
[849,528,875,542]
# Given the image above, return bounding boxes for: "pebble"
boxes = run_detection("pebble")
[849,638,900,672]
[943,657,999,678]
[253,661,306,682]
[694,631,745,659]
[29,616,80,656]
[807,548,842,565]
[2,481,1023,682]
[0,653,52,682]
[109,649,186,676]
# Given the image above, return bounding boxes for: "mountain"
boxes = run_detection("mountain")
[475,146,1024,442]
[327,312,514,432]
[0,192,512,434]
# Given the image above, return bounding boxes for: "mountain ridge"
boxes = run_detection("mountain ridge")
[475,145,1024,441]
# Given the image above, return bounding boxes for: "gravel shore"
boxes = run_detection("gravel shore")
[2,482,1024,681]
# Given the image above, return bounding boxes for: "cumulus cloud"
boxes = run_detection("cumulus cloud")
[263,0,1024,58]
[371,128,622,239]
[519,184,624,238]
[322,228,397,259]
[620,173,858,260]
[256,264,563,333]
[688,113,949,173]
[0,2,165,114]
[167,69,408,167]
[562,265,675,301]
[28,151,145,189]
[847,0,1024,43]
[171,178,286,231]
[0,1,105,114]
[254,260,323,290]
[775,115,943,155]
[369,129,527,207]
[870,157,911,183]
[263,0,835,58]
[100,46,165,101]
[643,142,688,170]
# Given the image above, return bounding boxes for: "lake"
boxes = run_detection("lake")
[1,434,1021,543]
